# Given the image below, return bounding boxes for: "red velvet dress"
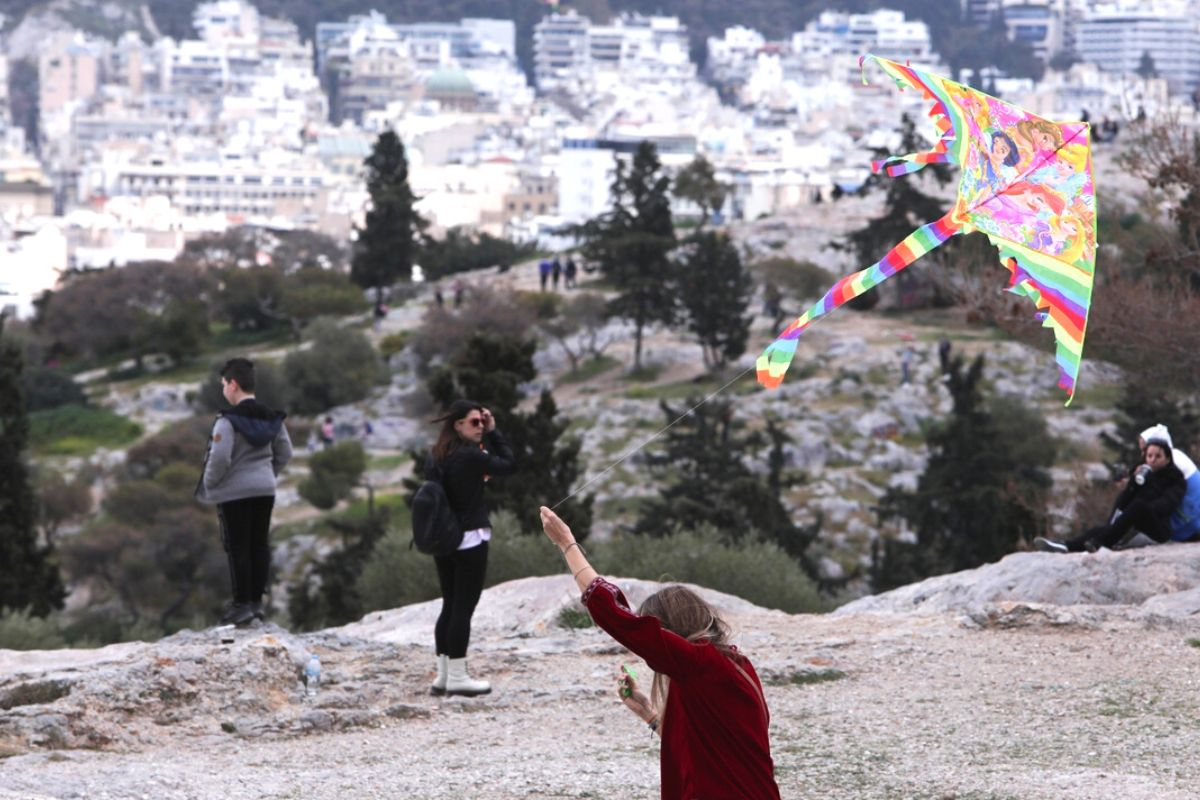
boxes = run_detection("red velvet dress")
[582,577,782,800]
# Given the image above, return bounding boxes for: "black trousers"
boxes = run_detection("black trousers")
[433,541,489,659]
[1065,501,1169,552]
[217,495,275,604]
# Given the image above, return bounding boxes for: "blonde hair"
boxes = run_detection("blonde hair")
[637,585,736,729]
[1016,119,1064,151]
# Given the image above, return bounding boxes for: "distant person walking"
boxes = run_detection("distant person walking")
[539,259,552,292]
[195,358,293,627]
[424,400,516,696]
[320,416,335,449]
[551,256,562,290]
[564,257,578,289]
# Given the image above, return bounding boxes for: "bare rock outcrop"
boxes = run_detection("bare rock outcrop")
[838,544,1200,617]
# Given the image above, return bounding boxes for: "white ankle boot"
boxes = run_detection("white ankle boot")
[431,654,448,696]
[445,657,491,696]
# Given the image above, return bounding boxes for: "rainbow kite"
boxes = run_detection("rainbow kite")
[756,54,1096,404]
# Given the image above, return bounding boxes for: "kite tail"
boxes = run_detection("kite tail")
[989,239,1093,405]
[757,214,961,389]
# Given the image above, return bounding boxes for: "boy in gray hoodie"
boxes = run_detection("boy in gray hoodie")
[195,358,293,626]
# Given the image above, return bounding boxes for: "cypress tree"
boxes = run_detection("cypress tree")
[422,332,594,539]
[351,130,426,304]
[872,353,1055,591]
[678,231,753,371]
[0,320,65,615]
[576,141,679,369]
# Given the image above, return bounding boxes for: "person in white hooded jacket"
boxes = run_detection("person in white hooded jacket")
[1138,424,1200,542]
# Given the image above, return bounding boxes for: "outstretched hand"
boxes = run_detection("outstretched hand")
[539,506,574,549]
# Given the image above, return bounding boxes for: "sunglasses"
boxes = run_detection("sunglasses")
[460,417,484,428]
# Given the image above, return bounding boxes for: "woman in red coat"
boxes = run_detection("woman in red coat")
[539,506,781,800]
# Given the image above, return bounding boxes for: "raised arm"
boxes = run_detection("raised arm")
[539,506,698,679]
[539,505,597,592]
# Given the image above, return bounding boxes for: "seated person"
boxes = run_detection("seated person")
[1139,424,1200,542]
[1036,435,1186,553]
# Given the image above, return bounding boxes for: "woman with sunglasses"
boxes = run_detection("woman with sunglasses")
[425,399,516,696]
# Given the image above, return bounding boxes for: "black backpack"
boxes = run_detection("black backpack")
[411,465,463,556]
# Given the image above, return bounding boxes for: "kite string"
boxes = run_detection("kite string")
[549,363,756,511]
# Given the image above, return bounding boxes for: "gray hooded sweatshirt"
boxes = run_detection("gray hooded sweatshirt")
[195,398,293,505]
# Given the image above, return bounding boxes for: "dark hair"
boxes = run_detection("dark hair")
[1145,440,1173,463]
[992,131,1020,167]
[637,585,736,727]
[220,358,256,393]
[430,399,483,461]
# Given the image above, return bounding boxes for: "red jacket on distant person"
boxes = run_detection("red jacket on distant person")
[583,577,782,800]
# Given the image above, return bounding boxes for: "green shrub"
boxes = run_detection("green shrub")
[356,516,825,616]
[28,405,142,455]
[356,528,443,611]
[283,321,387,415]
[557,607,594,629]
[0,608,68,650]
[592,527,826,614]
[21,367,88,412]
[299,442,366,510]
[378,331,410,361]
[751,257,831,302]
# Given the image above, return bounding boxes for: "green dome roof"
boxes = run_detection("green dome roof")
[425,68,474,96]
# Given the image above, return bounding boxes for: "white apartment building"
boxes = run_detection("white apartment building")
[556,131,696,223]
[1002,1,1064,63]
[39,34,106,116]
[792,10,933,63]
[706,26,768,86]
[83,152,331,228]
[1076,9,1200,93]
[316,13,516,75]
[193,0,262,44]
[533,12,692,91]
[532,11,590,89]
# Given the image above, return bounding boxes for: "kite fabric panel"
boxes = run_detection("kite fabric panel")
[756,54,1096,404]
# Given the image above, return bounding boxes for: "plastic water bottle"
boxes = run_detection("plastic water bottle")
[304,654,321,697]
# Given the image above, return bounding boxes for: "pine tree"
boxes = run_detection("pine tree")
[351,131,426,304]
[423,332,594,538]
[672,155,727,227]
[634,398,823,583]
[678,231,753,371]
[839,113,953,310]
[576,141,678,369]
[0,319,65,616]
[872,354,1055,591]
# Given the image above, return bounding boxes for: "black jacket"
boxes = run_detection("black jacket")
[1113,461,1187,539]
[425,430,516,532]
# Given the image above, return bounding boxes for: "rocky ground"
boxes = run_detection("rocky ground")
[3,547,1200,800]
